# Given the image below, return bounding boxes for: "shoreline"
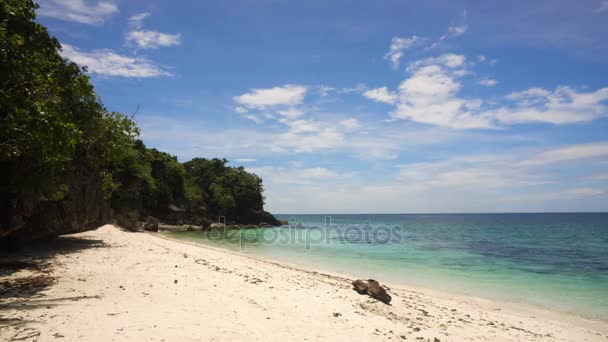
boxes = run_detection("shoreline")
[158,231,608,326]
[1,225,607,341]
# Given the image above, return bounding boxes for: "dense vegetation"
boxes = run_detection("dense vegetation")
[0,0,277,242]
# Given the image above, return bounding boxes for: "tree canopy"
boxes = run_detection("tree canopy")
[0,0,273,241]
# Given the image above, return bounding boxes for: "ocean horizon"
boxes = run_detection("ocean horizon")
[169,212,608,320]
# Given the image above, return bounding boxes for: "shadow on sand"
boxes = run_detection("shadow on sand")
[0,235,109,340]
[0,235,108,300]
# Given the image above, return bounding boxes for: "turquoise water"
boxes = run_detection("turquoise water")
[168,213,608,320]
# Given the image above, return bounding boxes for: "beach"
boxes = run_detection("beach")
[1,225,607,341]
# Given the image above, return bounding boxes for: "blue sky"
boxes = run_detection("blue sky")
[37,0,608,213]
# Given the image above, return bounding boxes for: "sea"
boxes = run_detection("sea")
[167,213,608,320]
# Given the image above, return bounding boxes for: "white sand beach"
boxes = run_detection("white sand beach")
[1,225,607,341]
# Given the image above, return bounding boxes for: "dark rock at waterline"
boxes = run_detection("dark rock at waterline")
[143,216,160,232]
[0,174,282,243]
[352,279,392,304]
[114,209,140,232]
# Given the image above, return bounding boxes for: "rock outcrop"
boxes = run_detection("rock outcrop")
[143,216,160,232]
[0,168,111,245]
[352,279,392,304]
[0,186,282,244]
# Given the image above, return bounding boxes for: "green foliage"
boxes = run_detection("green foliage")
[0,0,138,202]
[0,0,269,231]
[183,158,265,219]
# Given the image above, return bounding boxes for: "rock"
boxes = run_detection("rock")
[352,279,369,294]
[366,279,392,304]
[333,312,342,317]
[115,209,140,232]
[0,168,112,243]
[352,279,392,304]
[143,216,160,232]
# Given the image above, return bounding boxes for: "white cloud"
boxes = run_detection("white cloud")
[392,55,495,129]
[396,143,608,191]
[38,0,118,25]
[384,36,419,68]
[277,108,305,118]
[125,13,181,50]
[363,87,397,105]
[136,113,461,166]
[128,12,150,29]
[477,55,486,62]
[429,23,468,49]
[234,85,308,109]
[374,53,608,129]
[567,188,606,196]
[234,158,256,163]
[494,86,608,124]
[318,85,335,97]
[338,83,367,94]
[126,31,181,50]
[273,117,345,153]
[339,118,361,129]
[502,188,606,202]
[478,78,498,86]
[138,110,608,213]
[277,127,344,153]
[244,115,264,124]
[60,44,171,77]
[407,53,466,71]
[234,106,248,114]
[448,25,467,36]
[248,166,341,185]
[597,1,608,13]
[256,143,608,213]
[520,142,608,166]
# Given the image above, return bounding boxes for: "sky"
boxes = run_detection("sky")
[36,0,608,214]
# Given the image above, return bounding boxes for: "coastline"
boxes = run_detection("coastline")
[158,231,608,324]
[1,225,606,341]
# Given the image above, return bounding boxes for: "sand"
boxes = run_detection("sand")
[1,224,607,341]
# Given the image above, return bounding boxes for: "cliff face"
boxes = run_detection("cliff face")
[0,166,112,245]
[0,175,282,244]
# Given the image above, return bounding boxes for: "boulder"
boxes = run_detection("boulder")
[366,279,392,304]
[115,209,140,232]
[352,279,392,304]
[143,216,160,232]
[352,279,369,294]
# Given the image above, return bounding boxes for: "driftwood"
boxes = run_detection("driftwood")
[352,279,392,304]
